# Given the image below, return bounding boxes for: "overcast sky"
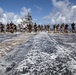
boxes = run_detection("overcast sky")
[0,0,76,25]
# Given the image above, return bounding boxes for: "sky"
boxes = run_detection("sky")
[0,0,76,26]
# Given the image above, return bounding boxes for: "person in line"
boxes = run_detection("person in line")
[34,23,37,32]
[60,23,65,33]
[38,25,41,32]
[65,24,69,33]
[0,22,4,32]
[71,22,75,33]
[47,25,50,32]
[56,24,60,33]
[53,24,56,33]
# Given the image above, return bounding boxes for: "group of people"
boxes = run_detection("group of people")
[0,22,76,33]
[24,23,50,33]
[6,22,17,33]
[53,22,76,33]
[0,22,17,33]
[0,22,51,33]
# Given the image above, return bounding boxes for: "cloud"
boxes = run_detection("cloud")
[43,0,76,24]
[0,7,31,25]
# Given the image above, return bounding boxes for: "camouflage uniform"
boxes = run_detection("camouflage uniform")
[41,25,43,31]
[34,23,37,32]
[26,24,32,33]
[0,23,4,32]
[53,25,56,33]
[56,24,59,33]
[65,24,68,33]
[44,25,47,31]
[61,23,65,33]
[47,25,50,32]
[38,25,41,31]
[71,22,75,33]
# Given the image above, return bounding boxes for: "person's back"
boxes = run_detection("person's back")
[38,25,41,31]
[44,25,47,31]
[71,22,75,33]
[61,23,65,33]
[1,24,4,32]
[47,25,50,32]
[41,25,43,31]
[56,24,59,32]
[65,24,68,33]
[34,23,37,32]
[53,25,56,33]
[28,24,32,32]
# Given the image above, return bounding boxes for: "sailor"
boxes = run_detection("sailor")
[53,24,56,33]
[56,24,59,33]
[47,25,50,32]
[44,25,47,31]
[18,24,22,32]
[61,23,65,33]
[26,24,32,33]
[29,24,32,33]
[22,24,26,32]
[6,23,10,32]
[41,25,43,31]
[38,25,41,31]
[0,22,4,32]
[71,22,75,33]
[34,23,37,32]
[26,24,29,32]
[65,24,68,33]
[10,22,14,33]
[13,24,17,32]
[0,22,1,32]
